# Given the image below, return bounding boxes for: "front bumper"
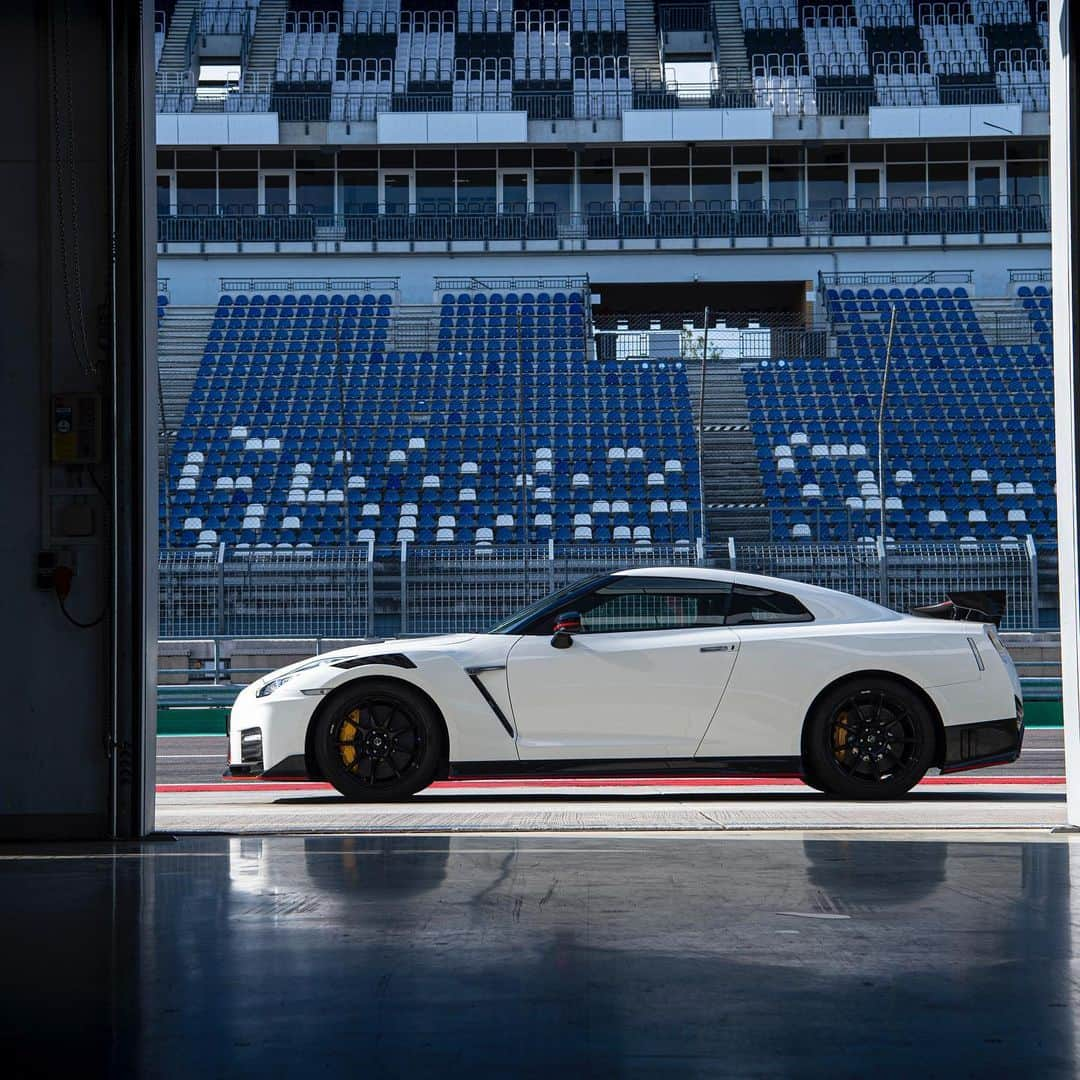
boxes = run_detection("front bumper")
[939,702,1025,774]
[225,689,317,779]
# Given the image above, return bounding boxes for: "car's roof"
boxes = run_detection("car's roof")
[611,565,898,624]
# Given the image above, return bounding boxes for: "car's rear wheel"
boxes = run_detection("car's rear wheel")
[313,680,445,801]
[803,678,936,799]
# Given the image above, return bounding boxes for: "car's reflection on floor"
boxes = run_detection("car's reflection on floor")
[3,832,1076,1076]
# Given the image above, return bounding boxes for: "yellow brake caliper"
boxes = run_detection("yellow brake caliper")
[339,709,360,770]
[834,710,849,763]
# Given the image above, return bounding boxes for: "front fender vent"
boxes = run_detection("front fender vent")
[333,653,416,670]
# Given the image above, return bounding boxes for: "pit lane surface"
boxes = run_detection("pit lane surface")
[154,730,1069,833]
[156,729,1066,785]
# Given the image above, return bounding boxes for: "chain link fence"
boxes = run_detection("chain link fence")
[882,542,1036,628]
[718,541,885,604]
[160,550,222,638]
[159,539,1037,638]
[159,546,374,638]
[401,545,555,636]
[718,538,1036,629]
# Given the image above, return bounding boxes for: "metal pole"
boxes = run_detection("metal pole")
[877,304,897,544]
[1048,0,1080,826]
[334,314,351,547]
[696,306,710,545]
[366,538,375,638]
[1026,533,1040,630]
[399,540,408,635]
[216,541,226,638]
[517,311,530,591]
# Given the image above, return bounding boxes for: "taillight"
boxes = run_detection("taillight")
[985,626,1011,660]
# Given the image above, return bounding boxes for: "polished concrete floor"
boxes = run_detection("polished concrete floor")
[3,832,1079,1077]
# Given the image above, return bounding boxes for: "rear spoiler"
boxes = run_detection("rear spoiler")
[910,590,1005,627]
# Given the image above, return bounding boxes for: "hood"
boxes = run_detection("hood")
[320,634,479,661]
[253,634,481,685]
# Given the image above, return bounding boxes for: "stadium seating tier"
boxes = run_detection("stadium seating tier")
[163,286,700,549]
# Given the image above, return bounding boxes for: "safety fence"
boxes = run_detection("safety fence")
[717,538,1037,629]
[157,200,1049,248]
[158,538,1037,638]
[159,546,375,639]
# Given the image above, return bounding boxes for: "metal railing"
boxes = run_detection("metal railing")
[218,276,400,295]
[197,3,255,36]
[1009,268,1052,284]
[658,5,714,31]
[434,276,589,294]
[820,270,976,287]
[154,81,1036,121]
[158,539,1038,638]
[158,200,1049,247]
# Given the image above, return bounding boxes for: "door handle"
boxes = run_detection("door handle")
[700,644,735,653]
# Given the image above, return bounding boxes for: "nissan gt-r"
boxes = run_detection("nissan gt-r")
[226,566,1024,800]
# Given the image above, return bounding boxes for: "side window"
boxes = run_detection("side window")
[577,579,731,634]
[725,584,813,626]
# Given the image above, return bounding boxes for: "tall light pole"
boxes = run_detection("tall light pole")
[332,314,351,547]
[876,304,898,544]
[696,306,710,545]
[514,310,530,597]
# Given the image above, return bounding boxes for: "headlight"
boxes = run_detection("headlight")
[255,674,296,698]
[255,658,330,698]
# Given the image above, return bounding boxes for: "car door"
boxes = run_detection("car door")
[695,581,817,758]
[505,576,740,760]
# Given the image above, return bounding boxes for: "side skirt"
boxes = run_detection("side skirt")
[448,757,804,781]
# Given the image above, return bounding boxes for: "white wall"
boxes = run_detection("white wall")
[159,244,1051,305]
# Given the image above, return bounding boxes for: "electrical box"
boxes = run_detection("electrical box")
[51,394,102,465]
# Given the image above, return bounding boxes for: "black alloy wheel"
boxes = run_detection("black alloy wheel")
[314,679,445,801]
[803,678,936,799]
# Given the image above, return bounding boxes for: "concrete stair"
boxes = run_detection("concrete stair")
[157,306,217,475]
[157,0,198,74]
[711,0,751,80]
[244,0,287,90]
[682,357,770,543]
[969,298,1042,346]
[383,305,444,352]
[625,0,663,84]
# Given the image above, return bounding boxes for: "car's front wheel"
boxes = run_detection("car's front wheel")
[313,679,445,801]
[803,678,937,799]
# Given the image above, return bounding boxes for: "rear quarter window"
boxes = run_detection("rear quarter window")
[725,584,814,626]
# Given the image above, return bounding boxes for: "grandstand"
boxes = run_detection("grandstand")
[154,0,1055,625]
[164,280,700,548]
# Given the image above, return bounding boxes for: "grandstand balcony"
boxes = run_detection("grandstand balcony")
[157,197,1048,252]
[155,72,1042,124]
[155,0,1048,145]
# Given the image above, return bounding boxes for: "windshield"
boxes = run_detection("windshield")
[486,573,612,634]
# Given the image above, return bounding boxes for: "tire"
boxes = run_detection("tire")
[802,678,937,800]
[313,679,446,802]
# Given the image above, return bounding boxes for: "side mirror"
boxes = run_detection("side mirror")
[550,611,582,648]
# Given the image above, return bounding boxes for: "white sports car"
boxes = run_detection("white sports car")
[226,566,1024,800]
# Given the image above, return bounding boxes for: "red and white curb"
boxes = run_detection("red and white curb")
[158,775,1066,794]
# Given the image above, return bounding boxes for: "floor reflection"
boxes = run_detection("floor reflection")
[0,833,1076,1076]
